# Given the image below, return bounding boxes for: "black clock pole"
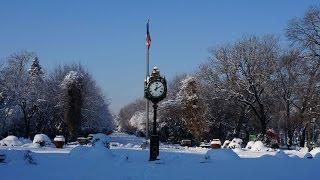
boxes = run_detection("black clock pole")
[152,103,158,134]
[145,67,167,161]
[149,102,159,161]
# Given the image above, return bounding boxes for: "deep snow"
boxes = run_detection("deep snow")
[0,133,319,180]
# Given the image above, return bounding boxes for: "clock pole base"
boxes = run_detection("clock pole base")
[149,135,159,161]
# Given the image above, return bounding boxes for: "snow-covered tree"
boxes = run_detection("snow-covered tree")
[51,64,114,137]
[175,76,209,143]
[118,98,146,134]
[27,56,47,135]
[128,111,146,136]
[61,71,83,141]
[158,99,187,143]
[1,52,38,137]
[0,54,114,139]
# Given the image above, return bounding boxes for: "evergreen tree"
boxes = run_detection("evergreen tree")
[27,56,46,135]
[28,57,43,78]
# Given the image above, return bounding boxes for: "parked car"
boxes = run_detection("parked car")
[180,139,192,147]
[200,141,211,148]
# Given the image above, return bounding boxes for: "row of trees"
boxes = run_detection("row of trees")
[118,6,320,147]
[0,52,114,141]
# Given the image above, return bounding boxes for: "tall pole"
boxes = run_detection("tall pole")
[145,19,151,139]
[146,46,150,138]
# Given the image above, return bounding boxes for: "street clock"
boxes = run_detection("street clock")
[145,67,167,103]
[144,67,167,161]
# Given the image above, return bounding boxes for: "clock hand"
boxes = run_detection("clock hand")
[154,85,161,91]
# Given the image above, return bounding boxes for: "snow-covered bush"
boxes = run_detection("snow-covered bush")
[228,138,243,149]
[250,141,267,151]
[33,134,53,147]
[245,141,255,149]
[0,136,23,147]
[204,149,240,160]
[222,140,230,148]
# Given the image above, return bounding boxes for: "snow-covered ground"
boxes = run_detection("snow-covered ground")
[0,133,319,180]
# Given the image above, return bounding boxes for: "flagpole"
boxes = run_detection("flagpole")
[145,19,150,139]
[146,48,150,139]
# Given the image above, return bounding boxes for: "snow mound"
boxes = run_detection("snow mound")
[91,133,110,148]
[204,149,240,160]
[70,144,112,160]
[274,150,289,158]
[124,143,134,148]
[33,134,53,147]
[259,150,288,159]
[0,136,23,147]
[310,148,320,159]
[245,141,255,149]
[228,138,242,149]
[250,141,267,151]
[304,152,313,159]
[0,149,36,164]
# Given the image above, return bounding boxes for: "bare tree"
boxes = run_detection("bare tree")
[205,35,279,135]
[286,6,320,147]
[273,49,303,147]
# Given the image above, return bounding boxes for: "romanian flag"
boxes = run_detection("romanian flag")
[146,20,151,49]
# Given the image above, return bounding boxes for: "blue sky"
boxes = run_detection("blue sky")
[0,0,317,112]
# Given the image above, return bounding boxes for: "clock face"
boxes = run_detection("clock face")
[148,81,165,98]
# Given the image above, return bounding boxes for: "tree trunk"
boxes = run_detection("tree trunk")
[287,129,293,148]
[20,103,30,138]
[234,113,244,138]
[259,114,267,135]
[300,126,306,147]
[286,102,293,149]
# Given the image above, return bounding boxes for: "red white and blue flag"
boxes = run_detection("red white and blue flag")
[146,20,151,49]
